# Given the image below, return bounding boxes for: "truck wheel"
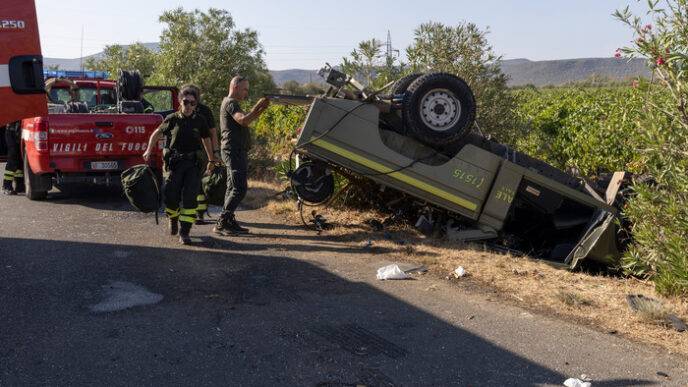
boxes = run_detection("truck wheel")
[403,73,476,147]
[24,151,49,200]
[392,73,422,95]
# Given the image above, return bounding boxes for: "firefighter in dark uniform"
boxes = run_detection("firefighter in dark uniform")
[213,76,269,235]
[185,84,220,224]
[143,86,218,244]
[3,121,24,195]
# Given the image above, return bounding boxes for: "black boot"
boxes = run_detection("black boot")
[179,221,192,245]
[195,210,206,225]
[169,217,179,235]
[213,212,249,235]
[228,214,250,234]
[213,212,232,235]
[15,177,25,194]
[2,179,15,195]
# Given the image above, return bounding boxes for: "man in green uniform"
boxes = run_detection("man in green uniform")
[143,86,218,244]
[184,84,220,224]
[3,121,24,195]
[213,76,269,235]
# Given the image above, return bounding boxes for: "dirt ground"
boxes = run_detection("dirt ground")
[244,179,688,358]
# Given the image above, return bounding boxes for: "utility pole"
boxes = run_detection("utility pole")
[385,30,399,63]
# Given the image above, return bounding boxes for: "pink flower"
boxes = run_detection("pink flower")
[656,57,666,66]
[644,24,652,31]
[614,49,622,59]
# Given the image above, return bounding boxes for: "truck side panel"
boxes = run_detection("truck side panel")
[0,0,47,127]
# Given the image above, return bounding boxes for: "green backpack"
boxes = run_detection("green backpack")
[121,165,161,221]
[202,165,227,206]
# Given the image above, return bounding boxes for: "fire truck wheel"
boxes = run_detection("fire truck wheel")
[24,151,49,200]
[403,72,476,147]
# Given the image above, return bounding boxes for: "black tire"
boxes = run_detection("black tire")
[403,73,476,147]
[24,151,49,200]
[291,162,335,204]
[392,73,422,95]
[118,70,143,101]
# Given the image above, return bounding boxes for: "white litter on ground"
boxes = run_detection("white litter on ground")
[453,266,467,278]
[564,377,592,387]
[90,281,163,313]
[376,264,412,280]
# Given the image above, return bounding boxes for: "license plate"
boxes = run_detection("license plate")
[90,161,119,170]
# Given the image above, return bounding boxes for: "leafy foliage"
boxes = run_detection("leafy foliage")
[84,43,158,80]
[611,1,688,295]
[406,22,519,143]
[152,7,275,113]
[340,38,405,90]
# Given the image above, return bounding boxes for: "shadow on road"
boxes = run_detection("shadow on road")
[48,184,137,213]
[0,236,657,386]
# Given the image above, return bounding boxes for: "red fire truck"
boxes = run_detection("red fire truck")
[1,1,177,200]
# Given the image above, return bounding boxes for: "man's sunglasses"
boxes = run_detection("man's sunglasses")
[182,99,197,106]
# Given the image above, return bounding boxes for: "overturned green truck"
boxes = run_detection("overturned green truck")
[285,67,629,269]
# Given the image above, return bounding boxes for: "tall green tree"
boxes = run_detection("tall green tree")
[340,38,404,89]
[84,43,158,80]
[153,7,275,112]
[406,22,518,143]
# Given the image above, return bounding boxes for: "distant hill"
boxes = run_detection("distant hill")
[43,43,160,70]
[44,45,650,87]
[500,57,650,86]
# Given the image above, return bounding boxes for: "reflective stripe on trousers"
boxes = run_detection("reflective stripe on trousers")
[179,208,197,224]
[165,207,180,218]
[196,194,208,212]
[3,170,14,181]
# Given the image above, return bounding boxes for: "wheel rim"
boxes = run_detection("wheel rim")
[419,88,461,132]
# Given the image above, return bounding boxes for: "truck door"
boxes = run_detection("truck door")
[0,0,47,128]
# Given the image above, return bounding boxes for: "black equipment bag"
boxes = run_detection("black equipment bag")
[121,164,161,222]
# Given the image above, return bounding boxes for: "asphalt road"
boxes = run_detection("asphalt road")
[1,166,687,386]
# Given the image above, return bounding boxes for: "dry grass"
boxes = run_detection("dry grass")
[246,179,688,357]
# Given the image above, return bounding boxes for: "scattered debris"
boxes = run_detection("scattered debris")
[376,264,412,280]
[445,222,498,242]
[396,263,428,274]
[90,281,163,313]
[414,215,434,236]
[362,240,373,249]
[453,266,467,278]
[512,268,528,276]
[310,211,331,234]
[666,314,687,332]
[563,377,592,387]
[656,371,669,378]
[467,315,475,320]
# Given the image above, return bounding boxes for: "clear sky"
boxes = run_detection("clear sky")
[34,0,647,70]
